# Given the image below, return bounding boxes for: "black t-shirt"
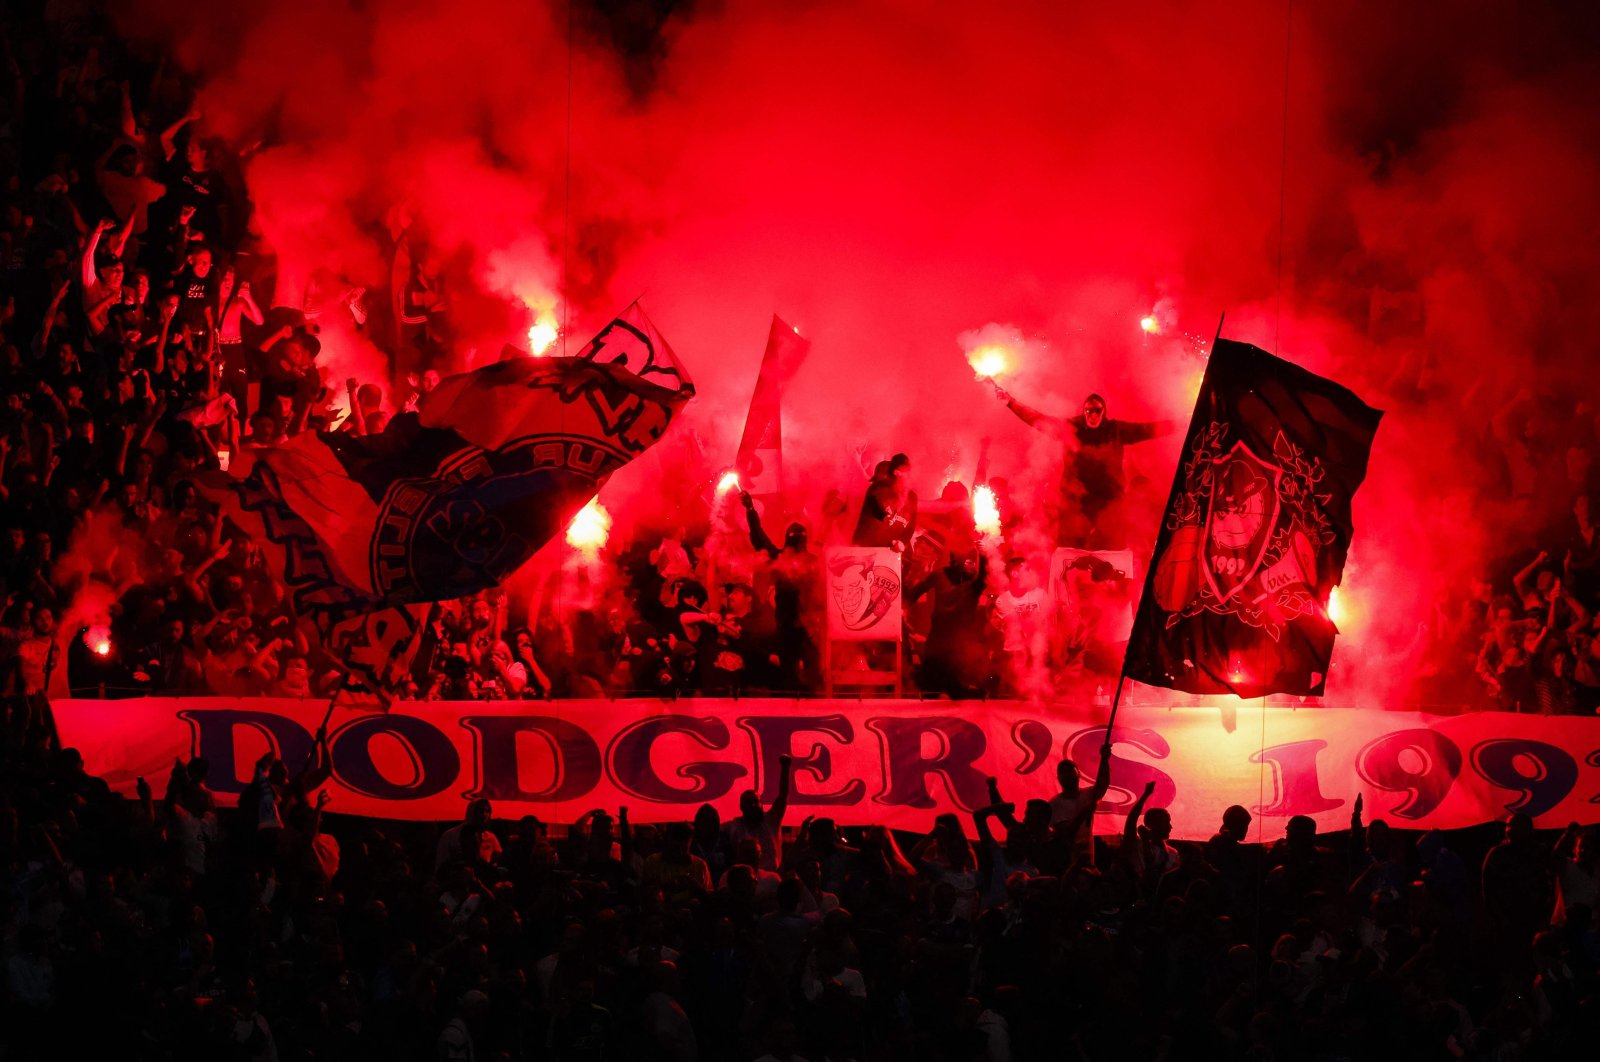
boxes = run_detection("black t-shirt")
[108,297,148,341]
[177,270,217,331]
[166,161,220,236]
[853,480,918,547]
[718,603,779,688]
[550,1002,613,1062]
[1064,417,1164,509]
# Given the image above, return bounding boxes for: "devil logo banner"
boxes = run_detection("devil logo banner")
[1128,339,1383,697]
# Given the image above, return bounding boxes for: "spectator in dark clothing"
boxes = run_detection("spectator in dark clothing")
[909,549,990,697]
[997,386,1175,547]
[742,491,822,691]
[852,452,917,550]
[1483,813,1556,960]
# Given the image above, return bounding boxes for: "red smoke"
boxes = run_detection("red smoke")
[116,0,1600,706]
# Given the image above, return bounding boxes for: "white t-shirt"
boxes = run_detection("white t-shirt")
[802,959,867,1002]
[437,1016,473,1062]
[1049,790,1100,865]
[642,991,698,1062]
[728,815,783,871]
[994,588,1048,653]
[718,865,782,903]
[435,824,502,872]
[1556,859,1600,923]
[174,805,218,876]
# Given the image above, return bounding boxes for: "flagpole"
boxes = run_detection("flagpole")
[317,678,345,734]
[1103,312,1227,744]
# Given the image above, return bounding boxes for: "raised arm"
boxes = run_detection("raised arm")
[1513,551,1549,601]
[182,539,232,598]
[972,804,1004,891]
[35,279,71,355]
[742,492,779,559]
[767,752,794,829]
[985,776,1020,833]
[239,285,265,325]
[1529,613,1550,655]
[1554,821,1581,861]
[81,219,108,291]
[257,323,295,352]
[996,388,1067,439]
[1118,418,1180,444]
[907,571,940,604]
[107,210,135,260]
[1123,780,1155,848]
[491,591,508,644]
[1089,742,1114,802]
[116,81,142,142]
[159,107,201,160]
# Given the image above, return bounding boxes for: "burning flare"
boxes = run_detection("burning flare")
[527,311,560,356]
[973,484,1001,535]
[1327,585,1348,628]
[566,498,611,552]
[1140,314,1160,334]
[966,344,1010,381]
[84,624,112,657]
[716,470,741,493]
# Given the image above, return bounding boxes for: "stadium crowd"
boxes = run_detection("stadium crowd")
[2,713,1599,1060]
[0,12,1597,715]
[0,7,1599,1062]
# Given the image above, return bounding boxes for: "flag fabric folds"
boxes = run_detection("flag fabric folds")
[1125,339,1382,698]
[735,315,810,499]
[213,303,693,690]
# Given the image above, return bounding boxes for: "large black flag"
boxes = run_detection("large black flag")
[1125,339,1382,698]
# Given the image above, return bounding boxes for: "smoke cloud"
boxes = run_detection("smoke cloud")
[116,0,1600,706]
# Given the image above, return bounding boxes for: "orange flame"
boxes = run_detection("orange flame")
[966,344,1010,380]
[527,311,559,356]
[973,484,1001,535]
[566,498,611,552]
[84,624,112,657]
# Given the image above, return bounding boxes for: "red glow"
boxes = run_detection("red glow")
[128,0,1600,709]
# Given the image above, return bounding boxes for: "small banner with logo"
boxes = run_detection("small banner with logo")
[1126,339,1382,697]
[825,548,903,641]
